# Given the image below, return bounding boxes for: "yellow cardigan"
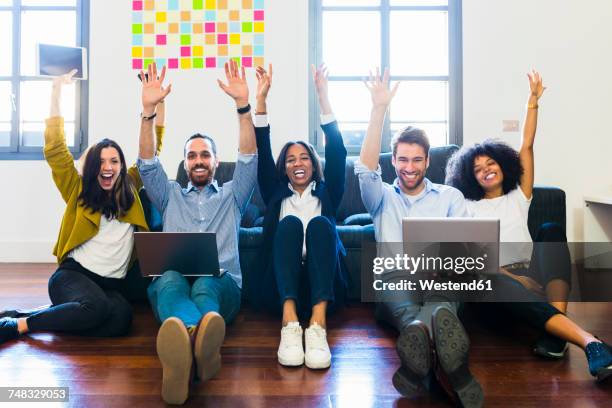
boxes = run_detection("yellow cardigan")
[44,116,164,265]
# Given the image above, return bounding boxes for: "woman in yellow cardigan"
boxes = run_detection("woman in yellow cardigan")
[0,66,171,344]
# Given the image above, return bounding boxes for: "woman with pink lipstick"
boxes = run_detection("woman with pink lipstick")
[254,64,348,370]
[446,70,612,382]
[0,65,169,345]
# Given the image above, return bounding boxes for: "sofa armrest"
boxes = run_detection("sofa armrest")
[343,213,373,226]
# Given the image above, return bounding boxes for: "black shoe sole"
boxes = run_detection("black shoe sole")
[432,307,483,408]
[596,367,612,383]
[393,323,432,396]
[0,311,18,319]
[533,343,568,360]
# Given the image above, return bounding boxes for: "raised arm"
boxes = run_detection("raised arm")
[313,64,347,209]
[217,60,257,154]
[44,70,80,203]
[130,69,169,188]
[519,69,545,200]
[217,60,258,212]
[360,68,399,170]
[139,63,171,160]
[254,64,279,204]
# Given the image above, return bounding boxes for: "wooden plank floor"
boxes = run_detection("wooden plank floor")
[1,264,612,407]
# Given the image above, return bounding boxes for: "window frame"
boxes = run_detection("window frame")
[0,0,89,160]
[309,0,463,155]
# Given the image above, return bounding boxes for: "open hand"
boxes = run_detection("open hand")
[312,64,329,99]
[218,60,249,107]
[255,64,273,102]
[364,67,400,108]
[527,69,546,99]
[52,69,77,88]
[140,62,172,113]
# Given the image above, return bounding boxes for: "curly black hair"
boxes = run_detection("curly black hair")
[444,139,523,200]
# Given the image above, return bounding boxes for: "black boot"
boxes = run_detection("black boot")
[0,317,19,344]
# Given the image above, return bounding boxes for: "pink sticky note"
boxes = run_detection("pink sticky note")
[242,57,252,67]
[181,46,191,57]
[168,58,179,69]
[133,1,143,11]
[254,10,264,21]
[205,23,215,33]
[156,34,167,45]
[132,59,143,69]
[217,34,228,45]
[206,57,216,68]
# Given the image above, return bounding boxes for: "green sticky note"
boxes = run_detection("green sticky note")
[181,34,191,45]
[144,59,154,69]
[193,0,204,9]
[193,58,204,68]
[231,57,240,66]
[242,22,252,33]
[132,24,143,34]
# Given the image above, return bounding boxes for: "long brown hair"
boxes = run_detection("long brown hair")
[78,139,135,219]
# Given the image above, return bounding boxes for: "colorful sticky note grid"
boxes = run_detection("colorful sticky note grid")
[132,0,263,70]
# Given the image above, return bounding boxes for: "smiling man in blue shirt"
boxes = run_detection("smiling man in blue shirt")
[356,68,483,408]
[137,61,257,405]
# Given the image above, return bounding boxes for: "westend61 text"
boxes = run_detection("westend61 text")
[373,279,493,292]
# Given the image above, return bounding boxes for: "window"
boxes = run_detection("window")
[0,0,89,160]
[309,0,462,153]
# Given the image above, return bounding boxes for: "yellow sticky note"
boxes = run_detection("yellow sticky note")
[181,58,192,69]
[254,22,264,33]
[156,12,167,23]
[230,33,240,44]
[193,46,204,57]
[205,0,216,9]
[132,47,143,58]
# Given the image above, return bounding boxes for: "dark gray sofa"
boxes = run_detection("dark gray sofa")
[142,145,566,303]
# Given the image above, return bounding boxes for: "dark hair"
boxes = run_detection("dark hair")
[184,133,217,157]
[276,141,324,184]
[391,126,430,157]
[445,139,522,200]
[78,139,134,219]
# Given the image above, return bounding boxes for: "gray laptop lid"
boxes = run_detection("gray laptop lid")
[134,232,223,277]
[402,217,500,273]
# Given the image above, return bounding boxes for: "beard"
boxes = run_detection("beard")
[398,172,425,193]
[188,165,214,187]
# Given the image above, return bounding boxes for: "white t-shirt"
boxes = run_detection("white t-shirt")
[403,187,427,204]
[467,187,533,266]
[69,215,134,279]
[279,181,322,257]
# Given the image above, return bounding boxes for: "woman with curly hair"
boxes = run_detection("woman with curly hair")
[446,70,612,382]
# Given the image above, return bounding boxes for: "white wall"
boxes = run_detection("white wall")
[0,0,309,262]
[463,0,612,242]
[2,0,611,262]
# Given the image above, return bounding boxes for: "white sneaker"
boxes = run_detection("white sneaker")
[305,323,331,369]
[277,322,304,366]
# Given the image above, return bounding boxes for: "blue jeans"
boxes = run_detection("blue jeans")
[148,270,241,327]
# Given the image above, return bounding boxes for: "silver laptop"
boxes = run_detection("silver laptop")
[134,232,225,277]
[402,217,500,274]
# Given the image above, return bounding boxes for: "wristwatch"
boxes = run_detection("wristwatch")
[141,112,157,121]
[237,103,251,115]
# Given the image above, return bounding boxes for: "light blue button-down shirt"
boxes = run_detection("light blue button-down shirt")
[354,161,469,243]
[137,154,257,288]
